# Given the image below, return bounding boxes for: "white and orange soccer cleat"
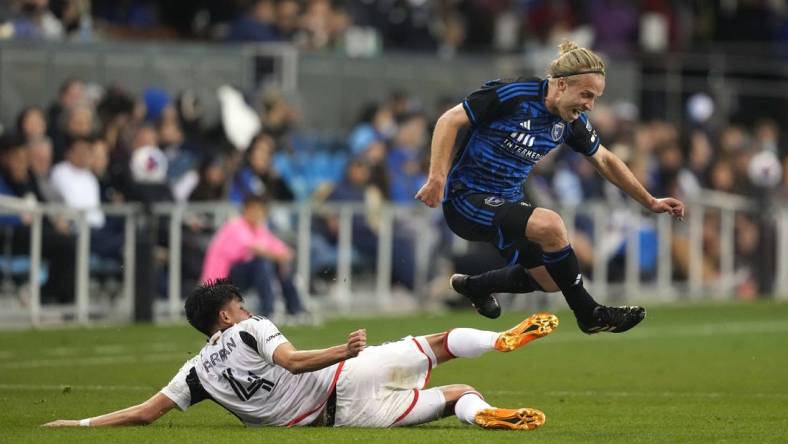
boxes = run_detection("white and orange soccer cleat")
[494,312,559,352]
[474,407,546,430]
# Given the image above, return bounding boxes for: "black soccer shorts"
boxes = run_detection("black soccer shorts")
[442,192,544,269]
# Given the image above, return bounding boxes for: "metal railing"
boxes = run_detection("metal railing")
[0,192,785,328]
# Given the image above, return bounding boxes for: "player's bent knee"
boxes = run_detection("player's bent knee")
[440,384,477,403]
[527,208,568,245]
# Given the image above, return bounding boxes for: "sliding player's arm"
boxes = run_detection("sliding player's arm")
[416,104,470,207]
[273,328,366,375]
[587,144,685,219]
[41,392,176,427]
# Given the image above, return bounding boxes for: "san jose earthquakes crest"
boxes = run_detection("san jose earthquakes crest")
[484,196,504,207]
[551,122,565,141]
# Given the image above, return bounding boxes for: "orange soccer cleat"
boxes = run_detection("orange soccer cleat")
[474,407,546,430]
[494,312,559,352]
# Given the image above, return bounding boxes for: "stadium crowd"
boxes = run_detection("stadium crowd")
[3,0,788,56]
[0,74,785,307]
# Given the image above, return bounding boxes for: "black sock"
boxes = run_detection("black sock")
[466,265,541,294]
[542,246,599,323]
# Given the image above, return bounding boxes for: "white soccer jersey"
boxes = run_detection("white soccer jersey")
[160,316,341,427]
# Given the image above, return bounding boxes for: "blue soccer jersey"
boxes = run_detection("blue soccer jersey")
[447,78,600,201]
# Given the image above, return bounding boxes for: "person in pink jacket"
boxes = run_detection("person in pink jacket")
[201,194,304,317]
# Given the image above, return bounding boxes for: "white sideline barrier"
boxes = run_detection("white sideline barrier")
[0,192,785,328]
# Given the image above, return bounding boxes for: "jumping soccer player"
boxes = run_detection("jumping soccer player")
[415,41,684,333]
[43,279,559,430]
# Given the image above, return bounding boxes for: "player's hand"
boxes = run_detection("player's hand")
[345,329,366,358]
[649,197,685,221]
[41,419,80,427]
[415,178,445,208]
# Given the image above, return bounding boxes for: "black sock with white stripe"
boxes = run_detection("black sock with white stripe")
[542,245,599,323]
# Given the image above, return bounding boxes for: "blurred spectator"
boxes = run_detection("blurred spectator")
[50,136,123,259]
[274,0,301,41]
[27,136,61,204]
[50,0,92,39]
[47,78,85,144]
[347,102,396,156]
[124,124,172,203]
[259,90,300,142]
[386,112,428,204]
[0,133,76,303]
[54,104,95,161]
[229,133,294,204]
[189,156,228,202]
[201,194,305,317]
[357,138,390,200]
[16,106,48,142]
[143,88,171,123]
[227,0,279,42]
[300,0,351,50]
[174,91,204,140]
[9,0,64,40]
[50,136,103,227]
[89,137,120,203]
[157,105,199,197]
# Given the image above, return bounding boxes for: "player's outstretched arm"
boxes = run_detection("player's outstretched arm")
[41,392,177,427]
[415,104,470,208]
[587,144,685,220]
[273,329,366,374]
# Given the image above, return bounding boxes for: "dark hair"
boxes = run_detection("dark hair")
[0,132,27,155]
[66,135,94,151]
[185,279,243,336]
[355,102,382,125]
[58,77,83,97]
[245,132,275,158]
[242,192,269,208]
[15,106,45,137]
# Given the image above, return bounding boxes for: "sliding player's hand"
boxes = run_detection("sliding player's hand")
[345,329,367,358]
[649,197,685,221]
[415,178,445,208]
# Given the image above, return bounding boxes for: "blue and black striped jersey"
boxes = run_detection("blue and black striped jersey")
[447,78,600,201]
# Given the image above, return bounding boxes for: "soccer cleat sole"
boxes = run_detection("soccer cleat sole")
[495,312,559,352]
[474,407,546,430]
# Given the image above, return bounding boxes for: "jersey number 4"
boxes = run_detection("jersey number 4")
[222,368,275,401]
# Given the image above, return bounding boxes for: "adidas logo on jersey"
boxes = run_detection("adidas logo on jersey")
[508,131,536,148]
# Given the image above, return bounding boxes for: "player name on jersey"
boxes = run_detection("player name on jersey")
[202,336,238,373]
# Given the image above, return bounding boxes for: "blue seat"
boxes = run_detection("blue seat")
[0,256,49,283]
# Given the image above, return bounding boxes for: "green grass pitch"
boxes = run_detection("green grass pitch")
[1,301,787,443]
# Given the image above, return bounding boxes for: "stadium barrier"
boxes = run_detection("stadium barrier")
[0,41,298,129]
[0,193,785,328]
[6,41,788,134]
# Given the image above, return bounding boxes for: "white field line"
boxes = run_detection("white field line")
[485,389,788,400]
[0,342,183,360]
[0,352,184,369]
[0,319,787,366]
[0,383,153,392]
